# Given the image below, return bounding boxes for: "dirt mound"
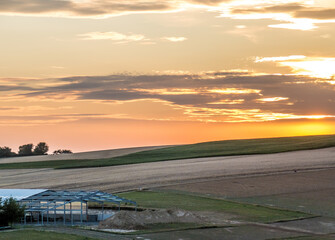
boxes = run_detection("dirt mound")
[98,209,205,230]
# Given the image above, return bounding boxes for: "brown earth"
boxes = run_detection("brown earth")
[0,147,335,191]
[0,147,334,192]
[0,145,166,164]
[159,168,335,198]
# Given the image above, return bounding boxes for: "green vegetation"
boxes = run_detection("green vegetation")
[118,191,312,223]
[0,147,16,158]
[0,230,98,240]
[1,134,335,169]
[0,197,25,227]
[53,149,73,154]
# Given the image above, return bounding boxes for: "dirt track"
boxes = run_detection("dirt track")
[0,147,335,192]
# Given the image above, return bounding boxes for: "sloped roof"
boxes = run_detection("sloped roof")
[22,190,136,205]
[19,190,136,212]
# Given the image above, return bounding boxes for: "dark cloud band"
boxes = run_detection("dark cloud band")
[6,72,335,118]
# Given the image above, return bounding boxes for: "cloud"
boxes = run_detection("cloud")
[294,9,335,20]
[3,70,335,123]
[220,2,335,31]
[0,113,107,126]
[255,55,307,63]
[232,3,305,15]
[0,0,175,18]
[268,19,318,31]
[79,32,188,44]
[256,56,335,79]
[161,36,188,42]
[187,0,231,5]
[0,107,17,111]
[1,0,335,32]
[78,31,147,43]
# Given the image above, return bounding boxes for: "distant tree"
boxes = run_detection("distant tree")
[53,149,72,155]
[18,144,34,156]
[0,197,25,226]
[0,147,16,158]
[33,142,49,155]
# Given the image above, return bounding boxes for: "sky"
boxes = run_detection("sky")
[1,0,335,152]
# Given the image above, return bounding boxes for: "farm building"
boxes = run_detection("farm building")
[0,189,137,225]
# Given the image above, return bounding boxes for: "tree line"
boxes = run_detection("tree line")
[0,142,72,158]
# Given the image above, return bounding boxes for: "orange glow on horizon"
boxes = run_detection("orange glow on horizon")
[1,118,334,153]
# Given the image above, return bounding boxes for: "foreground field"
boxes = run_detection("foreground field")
[1,145,335,239]
[0,135,334,169]
[0,147,334,190]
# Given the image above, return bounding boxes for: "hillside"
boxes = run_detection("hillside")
[0,134,334,169]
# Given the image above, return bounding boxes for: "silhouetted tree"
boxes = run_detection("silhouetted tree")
[0,197,25,226]
[33,142,49,155]
[18,144,33,156]
[53,149,73,155]
[0,147,16,158]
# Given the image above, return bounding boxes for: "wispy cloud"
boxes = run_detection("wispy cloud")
[220,2,335,31]
[0,0,176,18]
[78,31,147,43]
[1,1,335,31]
[161,36,188,42]
[256,55,335,79]
[78,32,188,44]
[255,55,306,63]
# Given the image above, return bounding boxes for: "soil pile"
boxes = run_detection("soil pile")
[98,209,205,230]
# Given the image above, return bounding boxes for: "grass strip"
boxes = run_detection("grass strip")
[0,229,99,240]
[118,190,312,223]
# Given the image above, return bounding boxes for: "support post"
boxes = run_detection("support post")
[80,201,83,224]
[86,203,88,222]
[54,202,56,225]
[70,202,73,225]
[102,202,104,221]
[41,212,44,225]
[64,203,66,225]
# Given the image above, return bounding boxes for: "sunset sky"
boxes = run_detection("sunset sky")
[1,0,335,152]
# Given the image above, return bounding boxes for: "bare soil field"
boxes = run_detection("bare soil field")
[0,147,334,192]
[160,164,335,218]
[160,168,335,198]
[232,187,335,218]
[0,146,165,164]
